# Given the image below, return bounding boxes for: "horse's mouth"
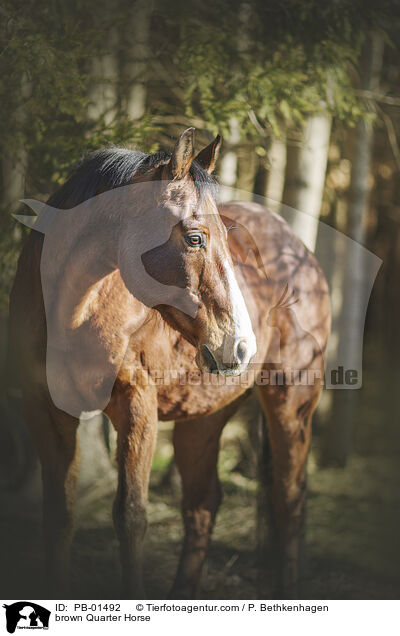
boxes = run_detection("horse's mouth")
[198,344,248,377]
[200,344,219,373]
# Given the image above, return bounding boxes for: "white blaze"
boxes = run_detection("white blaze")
[223,260,257,362]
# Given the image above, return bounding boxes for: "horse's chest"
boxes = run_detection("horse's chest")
[156,378,250,421]
[154,341,252,420]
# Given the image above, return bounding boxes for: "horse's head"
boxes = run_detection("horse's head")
[119,128,257,376]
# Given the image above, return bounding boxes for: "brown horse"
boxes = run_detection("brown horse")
[7,129,330,599]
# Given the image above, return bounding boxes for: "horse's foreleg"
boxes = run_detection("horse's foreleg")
[170,400,243,599]
[257,383,319,599]
[106,385,157,599]
[24,396,80,596]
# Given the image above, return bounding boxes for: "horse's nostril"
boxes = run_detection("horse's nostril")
[235,339,248,364]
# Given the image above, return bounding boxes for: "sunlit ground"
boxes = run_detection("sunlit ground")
[1,334,399,600]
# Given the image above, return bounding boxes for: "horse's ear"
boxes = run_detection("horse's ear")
[169,128,196,179]
[195,134,222,174]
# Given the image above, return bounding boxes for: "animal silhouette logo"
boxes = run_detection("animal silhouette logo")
[12,185,262,416]
[3,602,50,633]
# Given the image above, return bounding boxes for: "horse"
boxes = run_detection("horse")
[7,128,330,599]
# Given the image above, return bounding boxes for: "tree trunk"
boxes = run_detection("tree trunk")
[324,34,384,466]
[121,0,153,121]
[2,158,27,212]
[218,4,251,201]
[236,144,258,201]
[1,73,31,211]
[219,117,240,201]
[264,135,287,213]
[87,30,119,126]
[282,114,332,251]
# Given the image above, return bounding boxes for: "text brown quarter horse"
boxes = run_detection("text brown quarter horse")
[8,129,330,599]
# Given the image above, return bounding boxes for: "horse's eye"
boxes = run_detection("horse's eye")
[184,233,206,248]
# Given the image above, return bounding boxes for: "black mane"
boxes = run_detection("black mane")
[48,146,217,209]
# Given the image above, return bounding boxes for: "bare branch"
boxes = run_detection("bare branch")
[356,89,400,107]
[247,109,268,136]
[377,104,400,173]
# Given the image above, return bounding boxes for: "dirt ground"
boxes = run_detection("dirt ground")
[1,336,399,600]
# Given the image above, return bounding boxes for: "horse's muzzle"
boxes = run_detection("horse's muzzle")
[197,336,257,376]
